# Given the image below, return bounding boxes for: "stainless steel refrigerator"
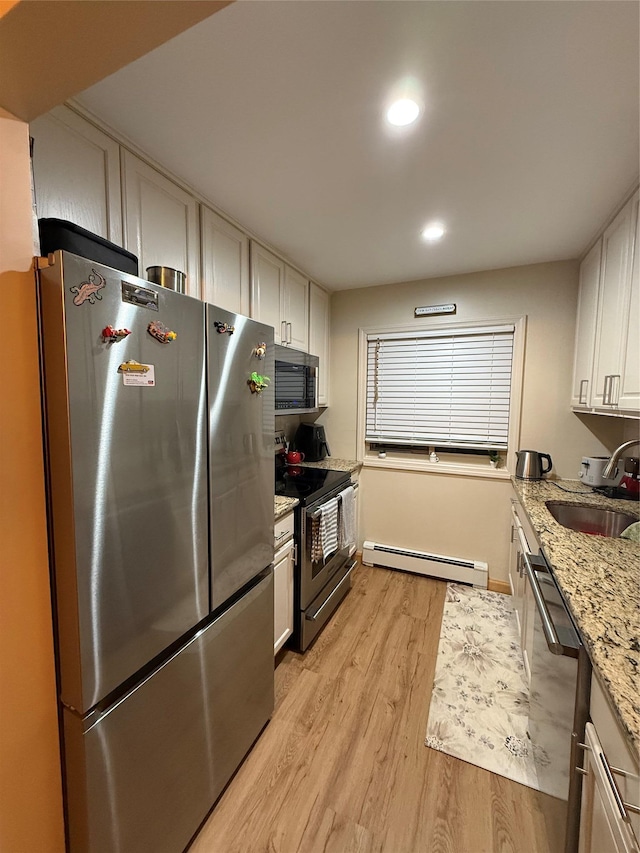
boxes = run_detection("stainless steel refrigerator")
[38,251,275,853]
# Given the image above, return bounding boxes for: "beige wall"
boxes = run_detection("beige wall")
[0,110,65,851]
[323,260,626,581]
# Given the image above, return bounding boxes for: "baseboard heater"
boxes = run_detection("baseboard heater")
[361,540,488,588]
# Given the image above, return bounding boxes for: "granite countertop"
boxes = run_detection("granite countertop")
[511,478,640,758]
[274,495,299,521]
[297,458,362,474]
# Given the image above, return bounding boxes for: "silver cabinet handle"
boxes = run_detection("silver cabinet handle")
[599,751,632,822]
[275,530,290,543]
[579,379,588,405]
[603,374,610,404]
[579,739,640,816]
[281,320,287,344]
[287,321,292,344]
[611,374,621,406]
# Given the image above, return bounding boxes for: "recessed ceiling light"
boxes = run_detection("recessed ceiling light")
[386,98,420,127]
[421,222,446,242]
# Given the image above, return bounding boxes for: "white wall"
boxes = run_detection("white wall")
[323,260,626,582]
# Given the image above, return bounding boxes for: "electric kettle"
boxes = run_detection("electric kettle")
[515,450,553,480]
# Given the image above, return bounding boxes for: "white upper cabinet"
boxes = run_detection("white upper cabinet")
[618,192,640,411]
[30,105,122,245]
[121,150,199,297]
[250,242,285,343]
[571,240,602,407]
[571,190,639,416]
[283,265,309,351]
[250,242,309,350]
[200,205,249,315]
[309,281,330,406]
[591,194,636,409]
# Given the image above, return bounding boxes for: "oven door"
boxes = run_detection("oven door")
[299,492,351,610]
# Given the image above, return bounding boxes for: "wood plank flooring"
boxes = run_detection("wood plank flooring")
[189,565,556,853]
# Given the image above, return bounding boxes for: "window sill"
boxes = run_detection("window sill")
[361,455,512,480]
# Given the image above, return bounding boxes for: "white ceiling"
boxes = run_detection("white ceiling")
[75,0,639,291]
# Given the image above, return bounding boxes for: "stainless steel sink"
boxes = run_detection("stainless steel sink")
[545,501,637,537]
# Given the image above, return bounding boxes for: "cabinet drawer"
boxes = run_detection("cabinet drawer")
[274,512,294,549]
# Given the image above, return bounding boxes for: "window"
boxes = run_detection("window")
[359,319,524,473]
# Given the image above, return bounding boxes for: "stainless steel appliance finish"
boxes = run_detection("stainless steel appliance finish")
[546,501,637,537]
[515,449,553,480]
[63,572,273,853]
[39,251,208,713]
[273,345,319,414]
[145,265,186,293]
[207,306,274,608]
[39,252,275,853]
[299,481,353,610]
[274,441,355,651]
[523,547,590,853]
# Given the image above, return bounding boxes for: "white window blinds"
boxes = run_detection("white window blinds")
[365,325,515,450]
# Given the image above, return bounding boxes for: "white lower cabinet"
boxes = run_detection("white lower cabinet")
[579,678,639,852]
[121,150,200,297]
[509,497,538,684]
[273,512,294,655]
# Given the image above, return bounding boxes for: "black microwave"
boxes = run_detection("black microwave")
[274,346,319,414]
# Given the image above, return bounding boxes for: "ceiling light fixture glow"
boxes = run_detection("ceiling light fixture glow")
[421,223,446,242]
[386,98,420,127]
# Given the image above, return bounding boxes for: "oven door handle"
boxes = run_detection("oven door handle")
[306,560,357,622]
[523,553,578,658]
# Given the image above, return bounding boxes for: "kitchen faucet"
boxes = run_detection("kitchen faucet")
[603,439,640,479]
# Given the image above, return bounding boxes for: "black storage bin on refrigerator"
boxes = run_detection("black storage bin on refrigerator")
[38,218,139,276]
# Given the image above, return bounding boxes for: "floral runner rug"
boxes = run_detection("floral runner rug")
[424,583,540,789]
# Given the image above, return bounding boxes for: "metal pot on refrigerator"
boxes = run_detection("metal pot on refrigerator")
[515,450,553,480]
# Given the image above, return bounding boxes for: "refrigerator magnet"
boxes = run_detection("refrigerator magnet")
[248,372,270,394]
[119,361,155,386]
[102,325,131,343]
[70,269,107,306]
[148,320,177,343]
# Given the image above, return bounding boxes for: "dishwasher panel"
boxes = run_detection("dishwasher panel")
[526,554,590,853]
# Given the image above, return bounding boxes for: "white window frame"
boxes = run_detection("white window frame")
[356,316,526,479]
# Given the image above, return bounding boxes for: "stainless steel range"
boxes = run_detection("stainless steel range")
[275,434,356,651]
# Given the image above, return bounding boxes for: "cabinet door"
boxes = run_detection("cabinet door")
[201,205,249,314]
[592,200,635,408]
[618,192,640,412]
[30,105,122,244]
[283,265,309,351]
[274,541,294,655]
[309,282,330,406]
[250,242,285,343]
[122,150,199,297]
[579,723,639,853]
[509,515,525,636]
[572,240,602,407]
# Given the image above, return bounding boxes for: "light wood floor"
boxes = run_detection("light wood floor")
[190,564,557,853]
